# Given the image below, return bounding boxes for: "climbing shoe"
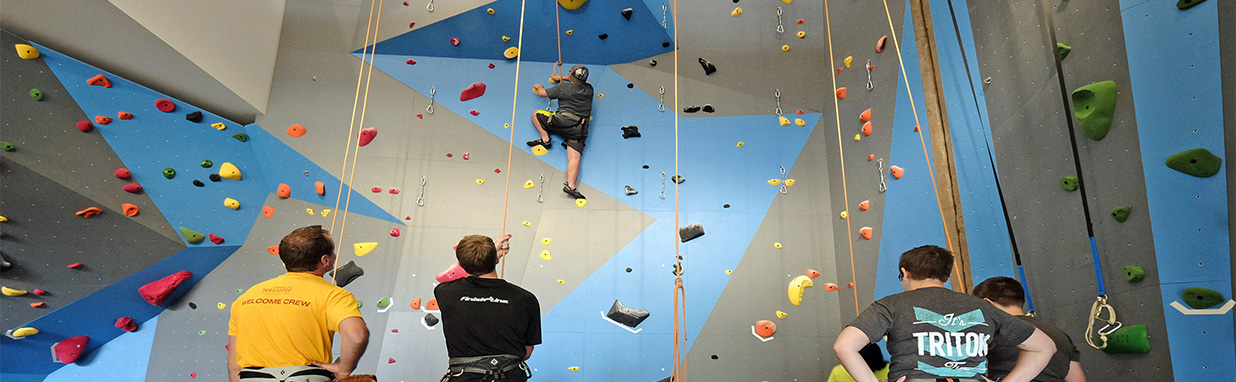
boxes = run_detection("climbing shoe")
[563,183,585,199]
[526,138,552,148]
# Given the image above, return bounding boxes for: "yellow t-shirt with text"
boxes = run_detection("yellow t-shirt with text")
[228,272,361,368]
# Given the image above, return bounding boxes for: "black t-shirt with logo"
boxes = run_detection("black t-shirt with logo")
[986,315,1080,382]
[435,276,542,359]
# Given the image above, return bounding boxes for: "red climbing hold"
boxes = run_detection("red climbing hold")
[358,127,377,147]
[76,121,93,132]
[52,336,90,364]
[390,228,401,237]
[450,37,460,46]
[425,298,439,311]
[859,200,870,211]
[95,116,112,125]
[860,109,872,123]
[494,168,501,173]
[409,22,415,28]
[315,181,326,195]
[889,165,904,179]
[262,206,274,219]
[208,233,224,245]
[462,152,470,160]
[849,282,855,288]
[34,289,47,295]
[409,298,422,310]
[875,36,889,53]
[122,203,139,217]
[406,59,416,65]
[807,269,821,279]
[436,262,466,283]
[67,263,83,269]
[277,183,291,199]
[460,82,487,101]
[389,188,400,194]
[87,74,112,88]
[469,110,479,116]
[118,111,133,120]
[862,122,872,136]
[914,125,920,132]
[287,124,307,137]
[489,63,496,69]
[417,114,423,119]
[859,227,873,240]
[836,87,847,99]
[388,358,396,364]
[371,187,383,193]
[138,270,193,306]
[446,153,453,157]
[403,1,409,5]
[837,67,843,73]
[154,98,176,112]
[405,216,411,220]
[115,317,138,332]
[391,329,399,333]
[191,372,197,379]
[123,184,143,193]
[76,207,103,218]
[267,245,279,256]
[797,19,804,24]
[796,110,804,115]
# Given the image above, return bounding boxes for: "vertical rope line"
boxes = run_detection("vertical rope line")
[554,1,563,76]
[499,0,529,279]
[670,0,687,379]
[337,0,385,272]
[823,0,861,317]
[331,0,378,235]
[880,0,964,292]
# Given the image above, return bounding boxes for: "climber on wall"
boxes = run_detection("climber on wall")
[227,226,371,382]
[528,63,594,200]
[435,234,541,382]
[974,277,1087,382]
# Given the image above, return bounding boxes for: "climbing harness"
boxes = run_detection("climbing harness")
[497,0,531,279]
[426,0,433,12]
[426,86,436,114]
[536,174,545,203]
[659,171,667,199]
[658,86,666,112]
[773,89,783,116]
[416,176,426,207]
[877,158,887,193]
[440,355,530,382]
[239,365,334,382]
[778,166,788,195]
[775,7,785,34]
[865,59,874,91]
[823,0,862,316]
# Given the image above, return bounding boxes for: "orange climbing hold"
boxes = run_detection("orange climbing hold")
[315,181,325,195]
[824,283,840,291]
[861,122,872,136]
[262,206,274,218]
[121,203,139,217]
[867,154,875,161]
[118,111,133,120]
[95,116,112,125]
[875,35,889,53]
[31,302,45,308]
[425,298,439,311]
[807,269,821,279]
[836,87,847,99]
[754,320,776,338]
[859,227,873,240]
[409,298,422,310]
[859,200,870,211]
[287,124,307,137]
[860,109,872,123]
[262,244,278,256]
[277,184,291,199]
[889,165,904,179]
[75,207,103,218]
[88,74,112,88]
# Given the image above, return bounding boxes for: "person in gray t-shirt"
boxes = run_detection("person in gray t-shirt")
[529,64,594,200]
[834,245,1057,382]
[973,277,1085,382]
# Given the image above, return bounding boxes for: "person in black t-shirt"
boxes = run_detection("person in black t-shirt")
[528,64,594,200]
[435,234,541,382]
[973,277,1086,382]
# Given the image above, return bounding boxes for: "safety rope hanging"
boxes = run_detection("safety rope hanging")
[497,0,531,279]
[823,0,862,317]
[669,0,688,380]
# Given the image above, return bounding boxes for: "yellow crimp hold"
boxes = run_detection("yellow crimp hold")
[541,238,552,245]
[0,215,7,222]
[736,142,744,148]
[524,180,535,189]
[2,286,29,296]
[568,366,580,371]
[575,198,587,207]
[788,275,814,306]
[557,0,587,10]
[778,116,791,126]
[212,122,226,130]
[781,45,791,52]
[7,327,40,338]
[487,8,495,14]
[565,30,574,36]
[504,47,519,59]
[321,209,331,217]
[776,311,788,319]
[797,31,806,38]
[840,211,848,219]
[854,133,862,141]
[354,242,378,256]
[502,36,511,42]
[844,56,853,68]
[522,221,532,227]
[773,242,783,249]
[15,44,40,59]
[217,302,227,309]
[539,250,552,261]
[768,179,782,186]
[557,279,566,285]
[785,179,796,187]
[731,7,742,16]
[794,118,806,126]
[475,179,485,185]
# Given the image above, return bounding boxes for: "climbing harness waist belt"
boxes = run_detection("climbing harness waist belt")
[441,354,530,382]
[905,378,984,382]
[555,111,587,125]
[238,365,334,382]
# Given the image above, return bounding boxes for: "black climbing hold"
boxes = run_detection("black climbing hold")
[329,260,365,288]
[424,313,440,327]
[723,204,730,208]
[209,174,222,182]
[711,355,719,360]
[606,299,650,328]
[622,125,641,139]
[678,223,705,243]
[621,8,634,20]
[649,59,657,67]
[1124,265,1145,283]
[1,252,12,271]
[683,106,701,113]
[1183,287,1224,309]
[627,83,634,88]
[193,179,205,187]
[701,104,715,113]
[625,267,633,273]
[598,33,608,40]
[662,42,671,48]
[1110,206,1131,222]
[625,185,638,195]
[185,111,203,123]
[699,58,717,75]
[1060,175,1079,191]
[1165,148,1222,178]
[232,132,249,142]
[1177,0,1207,9]
[671,175,685,184]
[642,165,649,169]
[188,302,198,309]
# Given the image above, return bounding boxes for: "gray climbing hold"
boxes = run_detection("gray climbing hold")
[671,175,685,184]
[1123,265,1144,283]
[424,313,440,327]
[1060,175,1079,191]
[329,260,365,288]
[1165,148,1222,178]
[1183,287,1224,309]
[1110,206,1131,222]
[606,299,650,328]
[1,252,12,271]
[625,185,638,195]
[678,223,705,243]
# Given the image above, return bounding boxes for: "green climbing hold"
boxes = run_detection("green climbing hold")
[1183,287,1224,309]
[357,300,363,309]
[162,168,176,179]
[1177,0,1207,9]
[1110,206,1131,222]
[377,296,391,309]
[1057,43,1071,60]
[1,142,15,152]
[1071,81,1118,141]
[231,132,248,142]
[1165,148,1222,178]
[200,160,213,168]
[30,89,44,101]
[199,330,206,336]
[179,227,206,244]
[1101,325,1150,354]
[1123,265,1144,283]
[1060,175,1079,191]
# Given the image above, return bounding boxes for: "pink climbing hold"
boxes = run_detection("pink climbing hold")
[154,98,176,112]
[123,184,143,193]
[876,36,889,53]
[388,358,396,364]
[208,233,224,245]
[494,168,501,173]
[436,262,467,283]
[138,270,193,306]
[389,188,400,194]
[390,228,401,237]
[446,153,453,157]
[406,59,416,65]
[460,82,487,101]
[67,263,83,269]
[358,127,377,147]
[469,110,479,116]
[115,317,138,332]
[450,37,461,46]
[76,121,93,132]
[391,329,399,333]
[371,187,383,193]
[191,372,197,379]
[403,1,409,5]
[34,288,47,295]
[462,152,470,160]
[417,114,424,119]
[52,336,90,364]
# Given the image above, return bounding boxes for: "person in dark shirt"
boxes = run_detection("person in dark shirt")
[435,234,541,382]
[833,245,1057,382]
[973,277,1085,382]
[528,64,594,200]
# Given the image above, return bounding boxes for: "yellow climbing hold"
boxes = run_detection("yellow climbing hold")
[502,36,511,42]
[778,116,791,126]
[597,94,604,98]
[780,0,793,4]
[2,286,29,296]
[354,242,378,256]
[768,179,782,186]
[0,216,7,222]
[557,279,566,285]
[788,275,814,306]
[840,211,848,219]
[476,179,485,185]
[504,123,511,129]
[7,327,39,338]
[736,142,745,148]
[15,44,39,59]
[487,8,495,14]
[731,7,743,17]
[212,123,226,130]
[565,30,574,36]
[853,133,862,141]
[774,242,783,249]
[306,208,315,215]
[776,310,788,319]
[522,221,532,227]
[781,45,791,52]
[575,198,588,207]
[539,250,552,261]
[504,47,519,60]
[844,56,853,68]
[568,366,580,371]
[524,180,535,189]
[532,145,548,156]
[321,209,331,217]
[219,162,242,180]
[797,31,806,38]
[557,0,587,10]
[217,302,227,309]
[794,118,806,126]
[541,238,552,245]
[224,198,240,210]
[785,179,796,187]
[725,270,733,275]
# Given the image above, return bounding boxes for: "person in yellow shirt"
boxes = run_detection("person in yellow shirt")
[228,225,371,382]
[828,343,890,382]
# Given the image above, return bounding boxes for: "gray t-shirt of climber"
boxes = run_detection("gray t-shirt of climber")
[546,79,593,120]
[848,287,1037,380]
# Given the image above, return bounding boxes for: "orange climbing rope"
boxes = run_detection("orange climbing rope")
[498,0,531,279]
[822,0,862,318]
[879,0,963,292]
[331,0,383,278]
[670,0,688,380]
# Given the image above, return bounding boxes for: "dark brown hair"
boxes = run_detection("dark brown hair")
[973,276,1026,308]
[456,235,497,275]
[279,225,334,272]
[899,245,953,282]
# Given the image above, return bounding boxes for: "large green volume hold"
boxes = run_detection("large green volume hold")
[1100,325,1151,354]
[1072,81,1118,141]
[179,227,206,244]
[1165,148,1222,178]
[1183,287,1225,309]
